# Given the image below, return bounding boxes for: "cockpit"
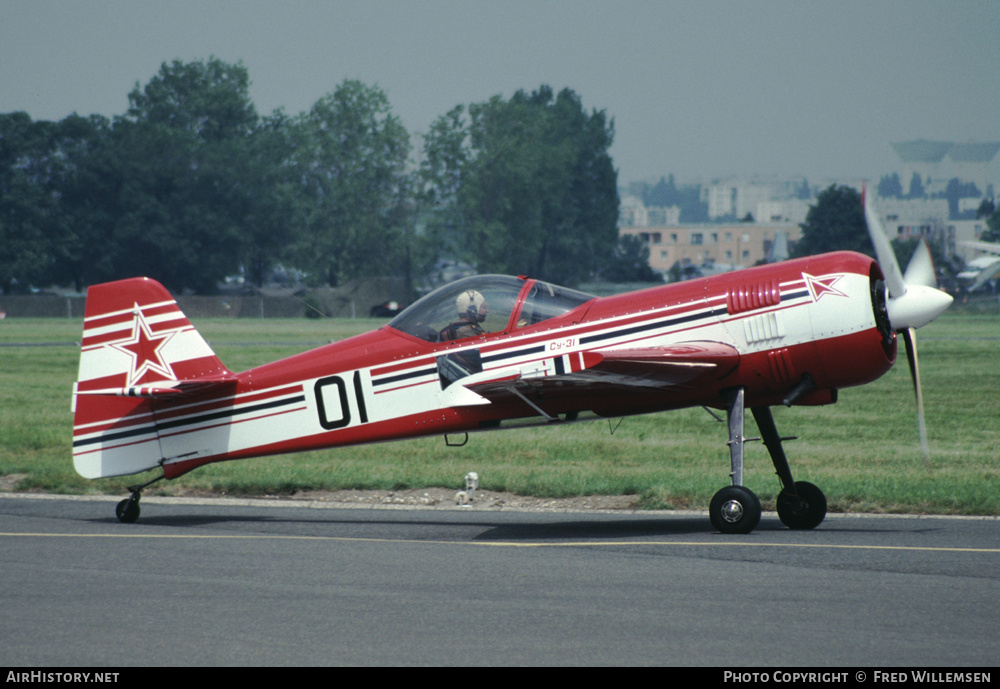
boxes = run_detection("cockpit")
[387,275,595,343]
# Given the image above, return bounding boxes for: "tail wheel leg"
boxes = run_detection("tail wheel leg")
[115,474,166,524]
[750,406,827,530]
[775,481,827,530]
[115,496,140,524]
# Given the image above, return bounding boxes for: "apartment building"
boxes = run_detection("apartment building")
[620,222,802,276]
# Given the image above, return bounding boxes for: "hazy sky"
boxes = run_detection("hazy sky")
[2,0,998,185]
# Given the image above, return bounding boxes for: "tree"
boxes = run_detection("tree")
[421,86,618,286]
[43,113,120,291]
[287,80,411,287]
[639,176,708,222]
[984,205,1000,243]
[907,172,926,199]
[236,110,301,288]
[645,175,677,207]
[940,178,981,219]
[975,198,1000,243]
[796,178,812,200]
[112,58,262,292]
[601,235,661,283]
[0,113,57,293]
[878,173,903,199]
[416,105,471,277]
[792,185,872,258]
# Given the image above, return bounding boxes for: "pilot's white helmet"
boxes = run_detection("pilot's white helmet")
[456,289,486,321]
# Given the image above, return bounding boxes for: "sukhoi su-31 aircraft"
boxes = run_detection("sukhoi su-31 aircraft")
[71,190,952,533]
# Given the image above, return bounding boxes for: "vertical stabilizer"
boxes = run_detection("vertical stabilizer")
[72,278,234,479]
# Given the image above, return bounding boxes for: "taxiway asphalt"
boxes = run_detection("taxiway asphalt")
[2,493,997,666]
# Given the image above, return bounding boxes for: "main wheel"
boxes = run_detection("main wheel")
[709,485,761,534]
[115,498,140,524]
[776,481,826,530]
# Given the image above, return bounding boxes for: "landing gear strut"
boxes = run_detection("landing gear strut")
[115,474,166,524]
[752,406,827,530]
[709,388,762,534]
[709,388,827,534]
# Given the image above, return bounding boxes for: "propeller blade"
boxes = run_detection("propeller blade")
[903,239,938,289]
[863,185,953,330]
[900,327,930,468]
[863,185,951,466]
[863,183,906,299]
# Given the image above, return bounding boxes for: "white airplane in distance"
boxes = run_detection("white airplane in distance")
[957,241,1000,292]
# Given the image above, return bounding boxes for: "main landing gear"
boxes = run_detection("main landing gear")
[708,388,827,534]
[115,474,166,524]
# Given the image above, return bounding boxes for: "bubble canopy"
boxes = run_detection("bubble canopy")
[387,275,595,342]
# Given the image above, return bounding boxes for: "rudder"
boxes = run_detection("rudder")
[72,277,235,479]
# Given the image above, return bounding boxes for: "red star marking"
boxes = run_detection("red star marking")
[111,306,177,386]
[802,273,848,302]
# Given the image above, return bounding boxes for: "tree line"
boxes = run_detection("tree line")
[0,58,622,296]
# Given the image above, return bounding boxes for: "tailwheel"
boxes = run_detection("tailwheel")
[115,497,140,524]
[776,481,827,530]
[113,474,164,524]
[709,485,761,535]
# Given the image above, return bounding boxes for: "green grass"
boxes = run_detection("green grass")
[1,312,998,514]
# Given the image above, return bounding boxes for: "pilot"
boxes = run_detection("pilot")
[440,289,488,340]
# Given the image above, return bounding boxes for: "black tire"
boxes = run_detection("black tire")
[776,481,827,530]
[709,485,761,534]
[116,498,140,524]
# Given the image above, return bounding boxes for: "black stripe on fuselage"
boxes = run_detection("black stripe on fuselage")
[73,395,306,449]
[580,306,728,345]
[580,289,812,346]
[371,366,438,388]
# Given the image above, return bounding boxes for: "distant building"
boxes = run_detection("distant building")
[619,222,802,279]
[948,142,1000,195]
[891,140,952,192]
[873,197,949,231]
[701,178,809,221]
[950,219,992,264]
[891,139,1000,194]
[755,198,811,225]
[619,195,680,227]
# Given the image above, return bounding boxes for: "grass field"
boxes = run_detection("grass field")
[1,311,998,514]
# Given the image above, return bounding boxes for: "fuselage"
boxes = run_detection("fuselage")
[148,250,893,478]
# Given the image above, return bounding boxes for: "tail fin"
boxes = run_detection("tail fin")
[72,278,236,479]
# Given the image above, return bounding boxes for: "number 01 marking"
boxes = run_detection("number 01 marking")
[315,371,368,430]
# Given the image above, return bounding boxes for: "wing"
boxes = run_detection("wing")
[566,342,741,388]
[448,341,740,408]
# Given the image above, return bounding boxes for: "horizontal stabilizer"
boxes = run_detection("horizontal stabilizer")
[74,374,239,399]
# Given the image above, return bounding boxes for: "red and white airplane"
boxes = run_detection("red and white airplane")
[71,192,952,532]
